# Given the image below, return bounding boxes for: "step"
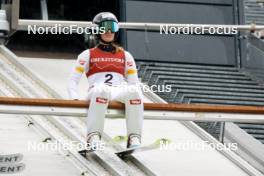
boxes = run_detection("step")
[189,98,264,106]
[180,94,264,103]
[169,84,264,94]
[245,21,264,25]
[136,62,238,71]
[152,73,256,81]
[250,134,264,139]
[141,68,245,77]
[157,88,264,101]
[245,18,264,21]
[245,11,264,15]
[237,124,264,130]
[141,68,246,82]
[243,128,264,134]
[170,92,264,103]
[245,7,264,10]
[161,80,264,90]
[245,17,264,21]
[150,75,258,85]
[245,15,264,19]
[147,72,250,85]
[143,67,245,75]
[171,88,264,99]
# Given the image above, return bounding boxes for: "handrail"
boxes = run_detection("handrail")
[17,19,264,32]
[1,96,264,114]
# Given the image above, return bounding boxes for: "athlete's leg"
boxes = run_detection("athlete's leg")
[112,85,143,147]
[125,85,143,136]
[86,84,111,142]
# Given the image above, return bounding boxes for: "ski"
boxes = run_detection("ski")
[115,138,170,159]
[78,135,128,158]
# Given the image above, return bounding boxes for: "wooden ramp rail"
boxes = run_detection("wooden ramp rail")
[0,97,264,123]
[1,96,264,114]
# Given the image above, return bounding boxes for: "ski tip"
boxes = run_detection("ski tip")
[78,149,95,157]
[78,149,87,157]
[112,135,128,142]
[154,138,171,146]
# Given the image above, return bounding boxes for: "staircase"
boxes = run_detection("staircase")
[244,0,264,25]
[137,61,264,143]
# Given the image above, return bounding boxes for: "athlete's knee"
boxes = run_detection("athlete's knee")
[126,86,143,105]
[127,85,143,99]
[92,85,111,103]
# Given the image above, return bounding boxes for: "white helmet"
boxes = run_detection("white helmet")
[93,12,119,33]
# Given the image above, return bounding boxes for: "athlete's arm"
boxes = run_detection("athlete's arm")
[125,51,139,84]
[67,49,90,100]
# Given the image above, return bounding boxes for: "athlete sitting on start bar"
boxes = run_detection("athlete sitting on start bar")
[68,12,143,150]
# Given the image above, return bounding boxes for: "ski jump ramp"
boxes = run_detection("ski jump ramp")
[0,46,263,176]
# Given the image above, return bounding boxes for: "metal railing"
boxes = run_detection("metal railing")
[17,19,264,32]
[0,97,263,124]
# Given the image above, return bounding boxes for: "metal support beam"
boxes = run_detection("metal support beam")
[219,122,225,143]
[0,97,263,123]
[40,0,48,20]
[11,0,19,30]
[17,19,264,32]
[2,96,264,114]
[0,104,263,123]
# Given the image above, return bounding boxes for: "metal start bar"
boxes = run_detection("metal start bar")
[0,97,264,123]
[0,104,263,123]
[17,19,264,32]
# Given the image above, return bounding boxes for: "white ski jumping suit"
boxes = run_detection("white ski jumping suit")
[68,47,143,139]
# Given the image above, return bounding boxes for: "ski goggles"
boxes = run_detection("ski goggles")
[99,21,119,33]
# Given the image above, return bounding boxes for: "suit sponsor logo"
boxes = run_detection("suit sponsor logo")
[75,66,84,73]
[129,99,141,105]
[127,61,133,67]
[127,69,136,75]
[91,58,124,63]
[96,97,108,104]
[79,60,86,65]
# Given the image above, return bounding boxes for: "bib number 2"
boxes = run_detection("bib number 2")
[104,74,113,84]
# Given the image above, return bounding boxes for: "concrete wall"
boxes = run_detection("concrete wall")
[123,0,239,65]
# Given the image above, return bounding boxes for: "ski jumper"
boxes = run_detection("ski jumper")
[68,47,143,139]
